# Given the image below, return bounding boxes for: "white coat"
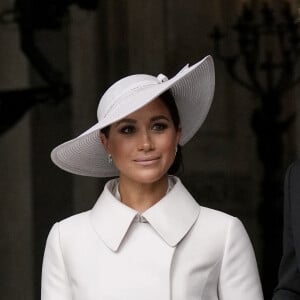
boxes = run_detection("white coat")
[41,176,264,300]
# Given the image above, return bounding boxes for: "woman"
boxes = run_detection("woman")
[42,56,263,300]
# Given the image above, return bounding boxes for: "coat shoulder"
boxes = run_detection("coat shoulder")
[199,206,239,226]
[46,210,97,257]
[191,206,247,246]
[59,210,90,227]
[53,210,93,241]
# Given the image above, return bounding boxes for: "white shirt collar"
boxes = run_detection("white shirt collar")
[113,176,175,202]
[89,176,200,252]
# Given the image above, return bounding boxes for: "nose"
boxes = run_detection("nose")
[137,130,154,151]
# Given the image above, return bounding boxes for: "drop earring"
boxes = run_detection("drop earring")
[108,154,112,164]
[175,146,178,156]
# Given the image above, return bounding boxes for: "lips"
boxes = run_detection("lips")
[134,157,160,165]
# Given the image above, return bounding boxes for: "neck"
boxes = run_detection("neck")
[118,175,169,213]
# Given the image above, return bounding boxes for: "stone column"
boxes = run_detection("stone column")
[0,6,34,299]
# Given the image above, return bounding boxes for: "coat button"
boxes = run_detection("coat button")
[135,214,148,223]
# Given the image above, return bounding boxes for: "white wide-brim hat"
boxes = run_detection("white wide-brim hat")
[51,55,215,177]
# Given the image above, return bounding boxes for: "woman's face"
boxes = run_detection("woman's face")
[100,97,181,184]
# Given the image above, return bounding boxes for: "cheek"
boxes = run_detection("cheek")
[159,134,177,153]
[109,138,132,158]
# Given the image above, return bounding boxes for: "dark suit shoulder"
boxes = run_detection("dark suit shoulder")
[288,160,300,178]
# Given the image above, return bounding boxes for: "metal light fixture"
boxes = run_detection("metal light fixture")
[211,1,300,297]
[0,0,98,135]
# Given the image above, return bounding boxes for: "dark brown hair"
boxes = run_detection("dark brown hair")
[159,90,183,175]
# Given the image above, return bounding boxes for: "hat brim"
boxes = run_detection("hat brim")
[51,55,215,177]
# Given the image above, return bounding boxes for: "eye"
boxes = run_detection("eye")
[119,125,136,134]
[152,123,168,131]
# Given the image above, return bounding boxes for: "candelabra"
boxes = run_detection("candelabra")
[211,1,300,297]
[0,0,97,135]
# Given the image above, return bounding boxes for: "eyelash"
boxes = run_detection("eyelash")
[119,125,136,134]
[152,123,168,131]
[119,123,168,134]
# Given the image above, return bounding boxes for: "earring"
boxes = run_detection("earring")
[108,154,112,164]
[175,146,178,156]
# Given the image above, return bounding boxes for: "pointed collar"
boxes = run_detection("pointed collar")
[89,176,200,252]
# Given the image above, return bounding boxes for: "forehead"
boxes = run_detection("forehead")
[125,97,170,119]
[117,97,171,122]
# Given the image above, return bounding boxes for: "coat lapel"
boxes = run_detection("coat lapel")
[89,177,201,251]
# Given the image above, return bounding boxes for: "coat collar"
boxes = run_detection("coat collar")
[89,176,200,252]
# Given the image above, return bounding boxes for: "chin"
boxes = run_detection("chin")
[122,169,169,185]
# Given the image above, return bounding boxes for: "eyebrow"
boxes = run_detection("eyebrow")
[115,115,170,126]
[115,118,136,126]
[150,115,170,122]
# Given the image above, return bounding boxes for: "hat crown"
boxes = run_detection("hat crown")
[97,74,159,121]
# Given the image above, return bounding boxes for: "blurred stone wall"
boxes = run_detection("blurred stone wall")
[0,1,33,298]
[1,0,300,299]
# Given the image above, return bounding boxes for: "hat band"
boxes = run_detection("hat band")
[101,80,158,119]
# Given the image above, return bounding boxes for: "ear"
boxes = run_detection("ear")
[175,126,182,145]
[100,132,110,153]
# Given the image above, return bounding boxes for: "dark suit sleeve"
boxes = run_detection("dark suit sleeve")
[273,161,300,300]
